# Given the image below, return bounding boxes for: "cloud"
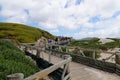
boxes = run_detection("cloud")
[0,0,120,39]
[50,29,59,33]
[74,15,120,39]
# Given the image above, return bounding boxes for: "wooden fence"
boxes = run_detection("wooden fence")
[12,43,120,80]
[46,48,120,75]
[7,45,72,80]
[24,53,72,80]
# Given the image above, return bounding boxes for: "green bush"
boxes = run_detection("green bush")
[72,49,100,59]
[61,47,66,52]
[83,50,100,59]
[0,40,39,79]
[72,50,78,54]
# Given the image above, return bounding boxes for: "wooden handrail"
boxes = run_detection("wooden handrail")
[47,44,115,54]
[20,43,115,54]
[24,55,72,80]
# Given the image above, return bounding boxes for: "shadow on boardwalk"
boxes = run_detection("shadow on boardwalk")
[42,52,120,80]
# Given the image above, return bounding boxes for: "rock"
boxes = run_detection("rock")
[35,37,47,48]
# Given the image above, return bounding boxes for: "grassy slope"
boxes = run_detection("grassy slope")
[0,40,39,79]
[0,22,55,43]
[70,38,120,50]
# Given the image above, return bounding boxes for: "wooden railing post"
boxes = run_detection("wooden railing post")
[36,48,40,58]
[48,51,51,63]
[7,73,24,80]
[62,55,71,80]
[31,47,34,54]
[58,46,62,52]
[41,52,44,59]
[93,50,96,59]
[24,46,27,52]
[66,48,68,53]
[116,51,120,64]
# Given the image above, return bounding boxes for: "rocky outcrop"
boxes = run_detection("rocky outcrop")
[35,37,47,48]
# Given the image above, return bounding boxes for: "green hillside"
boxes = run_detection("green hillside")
[0,40,39,79]
[0,22,55,43]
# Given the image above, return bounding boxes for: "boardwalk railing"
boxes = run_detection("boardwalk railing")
[13,43,120,79]
[7,44,72,80]
[46,48,120,76]
[24,55,71,80]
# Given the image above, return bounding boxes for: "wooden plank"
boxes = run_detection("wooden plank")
[24,56,72,80]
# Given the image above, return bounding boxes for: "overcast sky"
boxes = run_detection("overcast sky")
[0,0,120,39]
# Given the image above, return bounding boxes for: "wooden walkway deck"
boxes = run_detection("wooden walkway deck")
[42,52,120,80]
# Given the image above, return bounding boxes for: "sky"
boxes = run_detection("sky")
[0,0,120,39]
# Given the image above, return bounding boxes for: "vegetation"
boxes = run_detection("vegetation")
[83,50,100,58]
[70,38,120,50]
[70,38,100,49]
[71,49,100,59]
[0,22,55,43]
[0,40,39,80]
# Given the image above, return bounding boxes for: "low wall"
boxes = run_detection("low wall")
[71,54,116,73]
[47,49,120,75]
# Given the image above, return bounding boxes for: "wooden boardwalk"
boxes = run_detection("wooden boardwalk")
[42,52,120,80]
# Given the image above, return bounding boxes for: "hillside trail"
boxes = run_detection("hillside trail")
[40,52,120,80]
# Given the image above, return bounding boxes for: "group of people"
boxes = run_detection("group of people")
[47,36,72,44]
[35,36,72,49]
[55,36,72,45]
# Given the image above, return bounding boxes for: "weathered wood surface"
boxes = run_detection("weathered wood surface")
[24,54,71,80]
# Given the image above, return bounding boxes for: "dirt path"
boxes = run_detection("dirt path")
[42,52,120,80]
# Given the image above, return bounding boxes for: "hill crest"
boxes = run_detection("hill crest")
[0,22,55,43]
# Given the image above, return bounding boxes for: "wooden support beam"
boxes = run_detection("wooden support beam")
[79,50,85,57]
[103,53,115,61]
[62,55,71,80]
[49,51,52,63]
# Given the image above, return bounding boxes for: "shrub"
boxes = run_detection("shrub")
[0,40,39,79]
[72,49,100,59]
[83,50,100,59]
